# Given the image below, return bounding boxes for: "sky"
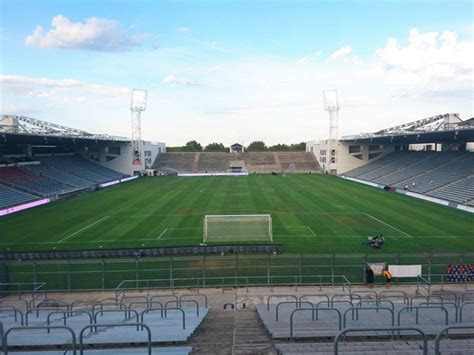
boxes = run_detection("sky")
[0,0,473,146]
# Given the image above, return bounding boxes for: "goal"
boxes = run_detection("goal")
[203,214,273,243]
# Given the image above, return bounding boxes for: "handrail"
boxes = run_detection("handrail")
[317,300,354,308]
[289,307,342,341]
[409,295,444,307]
[267,295,298,311]
[379,290,409,304]
[3,325,76,354]
[140,307,185,329]
[459,301,474,323]
[93,309,139,331]
[334,326,428,355]
[430,290,458,305]
[0,307,24,325]
[91,301,126,316]
[356,299,395,312]
[120,295,149,307]
[127,301,149,309]
[418,302,458,322]
[460,290,474,304]
[165,299,199,316]
[46,310,93,333]
[434,325,474,355]
[150,294,178,304]
[351,290,377,300]
[343,306,394,328]
[275,301,313,321]
[180,293,208,308]
[79,323,151,355]
[299,294,330,303]
[331,293,361,302]
[397,305,449,326]
[25,307,72,326]
[116,274,352,293]
[417,275,431,295]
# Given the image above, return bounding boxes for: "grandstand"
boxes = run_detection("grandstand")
[1,114,474,354]
[343,151,474,206]
[152,151,320,174]
[307,114,474,207]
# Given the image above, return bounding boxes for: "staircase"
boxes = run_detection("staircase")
[189,308,276,355]
[233,308,276,355]
[189,308,235,354]
[192,153,201,173]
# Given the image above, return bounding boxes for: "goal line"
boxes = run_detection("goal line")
[203,214,272,244]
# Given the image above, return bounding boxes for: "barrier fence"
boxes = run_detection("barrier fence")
[2,252,474,293]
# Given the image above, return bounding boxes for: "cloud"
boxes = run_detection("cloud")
[1,74,130,110]
[329,45,361,64]
[25,15,147,51]
[176,26,190,33]
[375,28,473,86]
[297,51,321,65]
[163,75,198,86]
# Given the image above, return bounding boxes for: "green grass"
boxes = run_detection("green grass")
[1,174,474,254]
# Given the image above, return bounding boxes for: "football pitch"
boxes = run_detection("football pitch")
[1,174,474,254]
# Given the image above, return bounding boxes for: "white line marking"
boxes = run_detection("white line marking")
[0,235,470,246]
[58,216,109,243]
[364,213,413,238]
[167,227,201,230]
[156,228,168,240]
[161,236,201,240]
[306,226,317,237]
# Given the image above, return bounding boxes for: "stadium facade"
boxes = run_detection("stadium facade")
[1,115,166,176]
[307,113,474,174]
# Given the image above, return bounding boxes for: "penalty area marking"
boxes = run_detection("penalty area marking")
[306,226,317,237]
[58,216,109,243]
[364,213,413,238]
[156,228,168,240]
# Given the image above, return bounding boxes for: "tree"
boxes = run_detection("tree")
[246,141,267,151]
[204,142,227,152]
[268,144,290,151]
[289,142,306,151]
[183,140,203,152]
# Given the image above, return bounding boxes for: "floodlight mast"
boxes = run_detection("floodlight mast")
[130,89,147,171]
[323,89,340,173]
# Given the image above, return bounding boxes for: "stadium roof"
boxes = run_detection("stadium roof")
[0,115,129,143]
[341,113,474,144]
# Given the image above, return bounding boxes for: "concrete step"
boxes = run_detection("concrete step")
[189,309,235,355]
[233,308,276,355]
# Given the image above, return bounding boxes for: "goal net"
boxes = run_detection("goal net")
[203,214,273,243]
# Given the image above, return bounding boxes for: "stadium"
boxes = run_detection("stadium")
[1,1,474,354]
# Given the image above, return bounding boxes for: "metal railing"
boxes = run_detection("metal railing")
[434,325,474,355]
[3,325,76,354]
[4,253,474,293]
[116,274,352,296]
[334,326,428,355]
[289,307,342,340]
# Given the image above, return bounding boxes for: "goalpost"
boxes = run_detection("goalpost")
[203,214,273,244]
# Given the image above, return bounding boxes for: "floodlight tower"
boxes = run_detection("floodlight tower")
[130,89,147,171]
[323,89,340,173]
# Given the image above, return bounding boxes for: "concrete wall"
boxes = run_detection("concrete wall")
[78,141,166,175]
[307,140,395,174]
